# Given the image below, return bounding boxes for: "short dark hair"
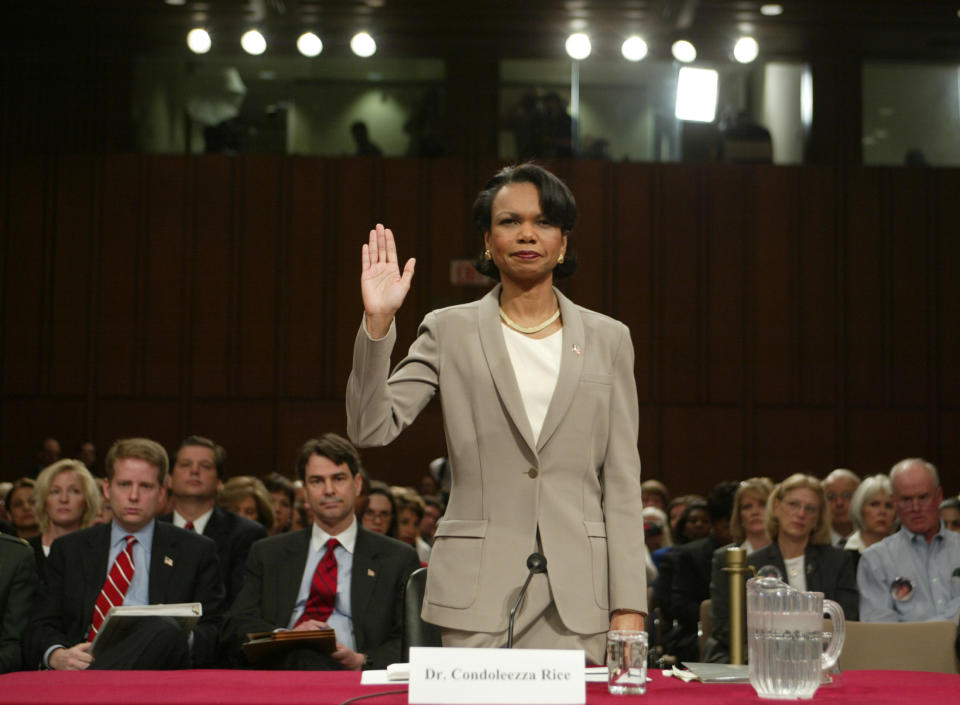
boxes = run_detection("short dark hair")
[472,163,578,280]
[362,483,398,538]
[707,481,739,523]
[295,433,363,481]
[176,435,227,479]
[261,472,295,503]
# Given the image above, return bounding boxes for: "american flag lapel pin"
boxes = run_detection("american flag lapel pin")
[572,344,581,356]
[367,568,376,577]
[164,556,174,567]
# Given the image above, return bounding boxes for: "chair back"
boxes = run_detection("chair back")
[402,567,443,660]
[835,620,959,674]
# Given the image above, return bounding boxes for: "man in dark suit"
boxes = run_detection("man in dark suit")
[225,433,420,670]
[0,533,39,672]
[26,438,225,670]
[160,435,266,606]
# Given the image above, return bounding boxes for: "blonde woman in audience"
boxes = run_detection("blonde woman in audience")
[707,474,858,662]
[29,460,100,577]
[218,476,275,532]
[729,477,774,553]
[6,479,39,539]
[844,474,897,554]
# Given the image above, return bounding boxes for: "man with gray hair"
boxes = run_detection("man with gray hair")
[823,468,860,546]
[857,458,960,622]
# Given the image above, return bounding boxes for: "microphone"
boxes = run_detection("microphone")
[507,552,548,648]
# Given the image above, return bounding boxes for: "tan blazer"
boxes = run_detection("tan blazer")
[346,285,647,635]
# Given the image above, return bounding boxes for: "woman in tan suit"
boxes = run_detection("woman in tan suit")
[346,164,646,663]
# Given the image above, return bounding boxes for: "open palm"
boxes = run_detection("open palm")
[361,223,415,317]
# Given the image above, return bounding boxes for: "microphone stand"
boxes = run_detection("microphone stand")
[507,552,547,648]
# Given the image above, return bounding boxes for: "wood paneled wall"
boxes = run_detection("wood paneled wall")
[2,156,957,495]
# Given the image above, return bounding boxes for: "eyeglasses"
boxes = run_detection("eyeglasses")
[895,493,935,510]
[782,499,818,516]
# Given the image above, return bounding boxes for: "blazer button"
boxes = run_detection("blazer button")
[528,468,539,479]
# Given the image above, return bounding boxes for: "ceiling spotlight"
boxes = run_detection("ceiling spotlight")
[760,4,784,16]
[351,31,377,57]
[621,36,648,62]
[186,28,211,54]
[671,39,697,63]
[241,29,267,55]
[733,36,759,63]
[565,32,592,60]
[297,31,323,57]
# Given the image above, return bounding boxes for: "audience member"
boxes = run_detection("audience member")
[666,483,737,662]
[674,499,713,545]
[642,506,670,585]
[261,472,295,535]
[27,438,224,670]
[360,484,398,538]
[703,477,773,661]
[939,497,960,533]
[710,474,858,662]
[727,477,774,554]
[30,438,62,477]
[844,474,897,556]
[824,468,860,545]
[666,494,702,535]
[218,476,275,532]
[395,495,431,564]
[641,479,670,512]
[160,435,266,607]
[77,442,96,471]
[858,458,960,622]
[417,474,439,499]
[28,460,101,581]
[0,532,39,672]
[0,481,12,525]
[6,479,38,539]
[420,495,444,545]
[225,433,420,669]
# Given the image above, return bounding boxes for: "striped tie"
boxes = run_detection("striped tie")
[295,538,339,626]
[87,535,136,641]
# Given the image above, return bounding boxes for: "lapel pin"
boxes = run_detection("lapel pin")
[164,556,174,567]
[367,568,376,577]
[572,344,581,356]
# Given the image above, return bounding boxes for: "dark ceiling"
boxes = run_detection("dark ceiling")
[11,1,960,62]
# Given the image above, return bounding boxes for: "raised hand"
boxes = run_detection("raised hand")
[361,224,415,339]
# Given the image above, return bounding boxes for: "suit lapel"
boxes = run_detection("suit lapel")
[477,284,537,454]
[350,529,379,637]
[83,525,112,628]
[537,288,584,452]
[149,521,175,602]
[278,529,311,624]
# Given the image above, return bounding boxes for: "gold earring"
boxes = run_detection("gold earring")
[484,249,492,260]
[557,253,565,264]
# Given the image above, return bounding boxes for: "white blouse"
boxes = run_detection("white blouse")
[501,325,562,442]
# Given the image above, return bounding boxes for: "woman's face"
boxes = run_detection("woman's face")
[397,508,420,546]
[941,507,960,533]
[484,181,566,287]
[861,490,895,537]
[362,494,392,535]
[774,487,820,542]
[739,492,768,538]
[682,508,712,541]
[271,491,292,531]
[46,470,86,529]
[9,487,37,531]
[234,495,260,523]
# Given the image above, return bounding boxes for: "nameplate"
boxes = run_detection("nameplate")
[408,647,585,704]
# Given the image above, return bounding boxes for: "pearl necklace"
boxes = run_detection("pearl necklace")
[498,306,560,334]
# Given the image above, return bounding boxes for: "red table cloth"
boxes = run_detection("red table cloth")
[1,668,956,705]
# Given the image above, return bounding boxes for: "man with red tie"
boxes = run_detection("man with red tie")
[26,438,224,670]
[225,433,420,669]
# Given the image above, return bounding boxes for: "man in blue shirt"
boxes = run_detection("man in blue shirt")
[858,458,960,623]
[225,433,420,669]
[27,438,225,669]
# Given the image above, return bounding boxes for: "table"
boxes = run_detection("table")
[1,668,956,705]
